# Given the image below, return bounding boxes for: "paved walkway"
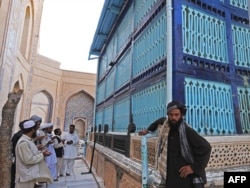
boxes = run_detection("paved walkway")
[40,158,103,188]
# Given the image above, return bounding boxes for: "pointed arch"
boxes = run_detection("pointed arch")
[74,117,86,139]
[64,90,94,136]
[20,1,34,59]
[30,90,53,123]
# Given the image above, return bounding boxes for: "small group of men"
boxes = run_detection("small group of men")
[11,115,79,188]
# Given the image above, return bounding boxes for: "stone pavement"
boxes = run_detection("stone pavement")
[40,158,104,188]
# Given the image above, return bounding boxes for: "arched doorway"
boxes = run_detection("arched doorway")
[30,90,53,123]
[64,91,94,134]
[74,117,86,139]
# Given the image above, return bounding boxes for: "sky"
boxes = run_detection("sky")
[39,0,104,73]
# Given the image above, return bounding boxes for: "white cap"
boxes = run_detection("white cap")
[23,120,36,129]
[40,123,53,129]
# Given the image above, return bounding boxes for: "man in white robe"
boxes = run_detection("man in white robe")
[62,124,79,176]
[40,123,58,181]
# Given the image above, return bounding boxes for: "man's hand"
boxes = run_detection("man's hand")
[37,144,44,151]
[138,129,149,136]
[179,165,193,178]
[42,150,51,156]
[48,140,54,144]
[67,140,73,145]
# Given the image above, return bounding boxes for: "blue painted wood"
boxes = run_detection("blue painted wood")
[182,5,228,63]
[184,77,236,135]
[134,0,158,28]
[103,105,113,131]
[172,0,184,100]
[230,0,249,10]
[105,69,115,98]
[238,87,250,133]
[115,49,132,91]
[132,80,166,131]
[232,25,250,68]
[132,9,166,78]
[95,111,103,128]
[117,5,133,52]
[113,97,130,132]
[96,82,105,105]
[94,0,250,136]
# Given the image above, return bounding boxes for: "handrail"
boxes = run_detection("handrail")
[141,131,158,188]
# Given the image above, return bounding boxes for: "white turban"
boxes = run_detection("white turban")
[23,120,36,129]
[40,123,53,129]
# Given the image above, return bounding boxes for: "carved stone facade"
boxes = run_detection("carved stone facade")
[0,0,96,134]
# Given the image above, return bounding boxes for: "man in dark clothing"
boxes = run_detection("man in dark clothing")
[11,120,29,188]
[139,101,211,188]
[53,128,64,177]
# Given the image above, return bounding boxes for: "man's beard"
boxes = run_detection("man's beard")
[168,118,183,128]
[31,132,36,138]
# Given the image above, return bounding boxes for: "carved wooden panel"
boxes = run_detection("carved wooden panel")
[208,143,250,169]
[119,173,141,188]
[97,154,105,178]
[104,161,116,188]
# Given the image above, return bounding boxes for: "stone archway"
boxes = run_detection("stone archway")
[74,117,86,139]
[64,91,94,133]
[30,90,53,123]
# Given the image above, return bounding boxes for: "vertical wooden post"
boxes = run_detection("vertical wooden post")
[141,136,148,188]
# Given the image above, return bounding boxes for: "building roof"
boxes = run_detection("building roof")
[88,0,126,60]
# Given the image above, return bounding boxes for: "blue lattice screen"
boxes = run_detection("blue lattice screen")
[132,80,166,131]
[95,110,103,128]
[133,10,166,78]
[106,37,116,64]
[115,49,131,90]
[232,25,250,68]
[184,77,236,135]
[230,0,249,10]
[99,56,108,78]
[113,97,130,132]
[134,0,158,27]
[182,5,228,63]
[98,37,116,79]
[117,5,133,52]
[238,87,250,133]
[103,105,113,130]
[96,82,105,105]
[105,69,115,98]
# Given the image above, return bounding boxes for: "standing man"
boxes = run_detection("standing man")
[11,120,29,188]
[30,115,44,145]
[53,128,64,177]
[139,101,211,188]
[40,123,58,181]
[15,120,52,188]
[63,124,79,176]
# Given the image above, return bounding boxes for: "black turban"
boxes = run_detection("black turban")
[167,101,187,116]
